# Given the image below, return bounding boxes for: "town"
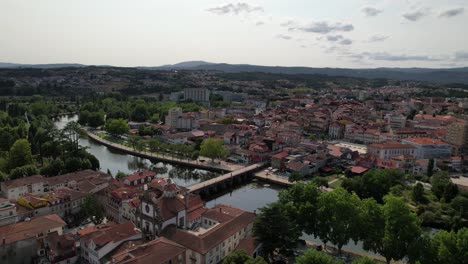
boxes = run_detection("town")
[0,67,467,264]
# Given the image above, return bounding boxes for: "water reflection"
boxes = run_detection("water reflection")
[53,115,218,186]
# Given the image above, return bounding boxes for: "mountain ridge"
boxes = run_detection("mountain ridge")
[2,61,468,84]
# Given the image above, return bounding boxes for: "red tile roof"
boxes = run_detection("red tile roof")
[0,214,66,244]
[162,205,256,255]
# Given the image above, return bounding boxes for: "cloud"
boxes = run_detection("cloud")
[207,3,263,15]
[290,21,354,34]
[276,34,292,40]
[439,8,464,18]
[454,51,468,61]
[280,20,295,27]
[368,35,389,43]
[403,9,430,21]
[362,7,383,17]
[339,39,353,45]
[360,52,442,61]
[326,35,344,42]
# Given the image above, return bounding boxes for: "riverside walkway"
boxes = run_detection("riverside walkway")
[85,130,289,190]
[85,131,241,172]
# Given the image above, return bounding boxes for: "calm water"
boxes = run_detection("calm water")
[54,115,380,256]
[205,181,378,257]
[54,115,218,187]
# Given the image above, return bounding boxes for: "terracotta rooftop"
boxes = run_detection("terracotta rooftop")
[0,214,66,244]
[110,237,186,264]
[403,137,448,145]
[369,141,416,149]
[162,205,256,255]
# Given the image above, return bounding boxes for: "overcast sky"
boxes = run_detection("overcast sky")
[1,0,467,68]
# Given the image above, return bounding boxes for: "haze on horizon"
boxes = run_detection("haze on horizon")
[1,0,468,69]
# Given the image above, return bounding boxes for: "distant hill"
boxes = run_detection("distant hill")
[152,62,468,84]
[0,62,85,69]
[2,61,468,84]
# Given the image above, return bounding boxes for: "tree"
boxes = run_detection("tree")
[131,104,149,122]
[427,158,434,177]
[278,182,319,237]
[9,165,38,179]
[82,194,105,224]
[430,228,468,264]
[412,182,427,203]
[222,250,267,264]
[289,171,304,182]
[341,169,403,203]
[450,195,468,219]
[443,182,459,203]
[104,118,129,135]
[62,121,81,152]
[191,150,200,160]
[312,177,328,187]
[296,249,339,264]
[374,196,421,264]
[316,188,361,254]
[116,171,127,180]
[40,159,64,177]
[431,171,457,201]
[87,112,105,128]
[8,139,33,170]
[200,138,228,162]
[352,257,377,264]
[253,202,301,260]
[360,198,384,254]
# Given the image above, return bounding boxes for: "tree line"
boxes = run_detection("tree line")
[253,180,468,264]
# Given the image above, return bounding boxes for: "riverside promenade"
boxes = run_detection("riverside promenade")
[85,130,241,172]
[85,130,289,188]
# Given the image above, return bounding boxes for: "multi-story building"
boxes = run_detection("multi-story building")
[402,137,452,159]
[184,88,210,104]
[165,107,199,130]
[0,170,111,200]
[162,204,257,264]
[0,198,17,226]
[368,141,416,159]
[109,237,187,264]
[328,121,345,139]
[445,121,468,155]
[16,187,87,221]
[1,175,45,200]
[136,178,205,240]
[80,221,142,264]
[0,214,66,264]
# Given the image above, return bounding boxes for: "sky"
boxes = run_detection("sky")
[1,0,468,68]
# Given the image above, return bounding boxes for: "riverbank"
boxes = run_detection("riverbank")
[84,130,240,173]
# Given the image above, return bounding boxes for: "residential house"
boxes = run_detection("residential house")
[0,214,66,264]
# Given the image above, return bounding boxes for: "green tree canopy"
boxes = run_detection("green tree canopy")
[253,202,301,260]
[296,249,341,264]
[222,250,266,264]
[200,138,228,162]
[104,118,129,135]
[378,196,422,264]
[316,187,362,254]
[82,194,105,224]
[8,139,33,170]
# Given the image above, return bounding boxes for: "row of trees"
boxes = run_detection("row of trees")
[79,96,205,127]
[253,181,467,264]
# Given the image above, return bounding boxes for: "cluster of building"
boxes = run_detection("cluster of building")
[0,169,258,264]
[140,95,468,178]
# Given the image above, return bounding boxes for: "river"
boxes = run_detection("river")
[54,114,382,257]
[54,115,218,187]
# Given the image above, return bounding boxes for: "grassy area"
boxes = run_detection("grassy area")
[329,178,343,189]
